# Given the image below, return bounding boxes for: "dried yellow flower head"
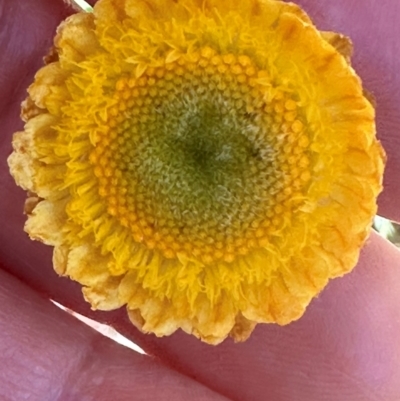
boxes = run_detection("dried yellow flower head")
[8,0,385,344]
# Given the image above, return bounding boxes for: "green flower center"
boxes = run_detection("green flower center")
[90,49,311,263]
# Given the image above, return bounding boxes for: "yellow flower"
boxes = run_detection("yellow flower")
[8,0,385,344]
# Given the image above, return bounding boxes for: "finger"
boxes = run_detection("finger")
[129,231,400,401]
[291,0,400,222]
[0,0,71,116]
[0,269,231,401]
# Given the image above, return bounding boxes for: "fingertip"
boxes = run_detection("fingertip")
[0,0,72,114]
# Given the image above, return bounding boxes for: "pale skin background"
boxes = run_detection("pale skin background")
[0,0,400,400]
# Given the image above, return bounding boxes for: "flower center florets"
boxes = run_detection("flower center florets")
[89,47,311,264]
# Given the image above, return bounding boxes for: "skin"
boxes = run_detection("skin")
[0,0,399,399]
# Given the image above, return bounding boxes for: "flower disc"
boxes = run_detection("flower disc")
[8,0,385,344]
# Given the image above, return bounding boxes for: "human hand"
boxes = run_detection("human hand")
[1,0,400,400]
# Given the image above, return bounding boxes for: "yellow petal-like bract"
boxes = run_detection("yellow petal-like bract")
[8,0,385,344]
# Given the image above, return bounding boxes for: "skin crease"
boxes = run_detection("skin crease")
[0,0,399,400]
